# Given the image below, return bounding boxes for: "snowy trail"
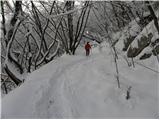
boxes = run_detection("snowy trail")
[2,45,158,119]
[34,54,111,118]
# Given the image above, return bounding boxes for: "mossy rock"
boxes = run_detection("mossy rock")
[127,47,139,57]
[137,35,151,48]
[127,34,152,58]
[139,53,152,60]
[123,36,135,51]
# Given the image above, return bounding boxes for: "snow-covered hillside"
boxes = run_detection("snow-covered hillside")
[1,43,158,119]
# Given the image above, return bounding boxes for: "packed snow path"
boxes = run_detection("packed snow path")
[2,45,158,119]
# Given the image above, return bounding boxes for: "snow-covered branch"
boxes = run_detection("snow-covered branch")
[48,3,93,19]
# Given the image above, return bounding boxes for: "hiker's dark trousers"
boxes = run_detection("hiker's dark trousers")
[86,49,90,56]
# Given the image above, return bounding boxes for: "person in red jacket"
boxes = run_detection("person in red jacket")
[85,42,91,56]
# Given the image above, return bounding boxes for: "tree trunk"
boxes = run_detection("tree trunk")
[66,1,74,53]
[4,65,22,86]
[5,1,23,85]
[1,1,7,46]
[145,1,159,33]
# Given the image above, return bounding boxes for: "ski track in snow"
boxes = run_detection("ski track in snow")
[2,46,158,119]
[33,51,158,118]
[34,54,108,118]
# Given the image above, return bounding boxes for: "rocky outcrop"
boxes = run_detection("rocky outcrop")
[127,33,153,58]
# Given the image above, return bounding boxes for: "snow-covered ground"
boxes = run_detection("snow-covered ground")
[1,43,158,119]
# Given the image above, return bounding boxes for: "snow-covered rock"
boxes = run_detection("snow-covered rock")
[127,20,158,58]
[114,19,142,51]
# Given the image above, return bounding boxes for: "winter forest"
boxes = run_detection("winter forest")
[0,0,159,119]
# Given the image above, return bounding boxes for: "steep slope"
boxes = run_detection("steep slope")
[1,44,158,118]
[114,18,158,60]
